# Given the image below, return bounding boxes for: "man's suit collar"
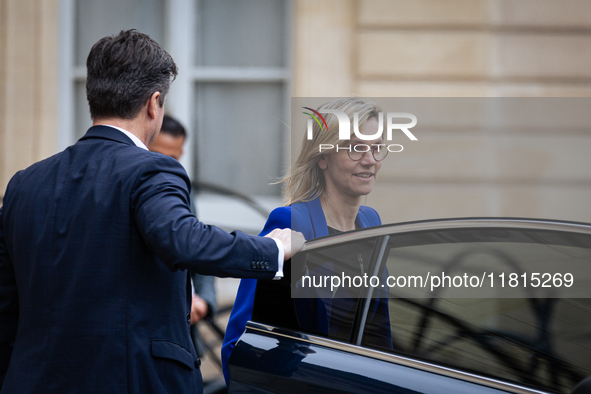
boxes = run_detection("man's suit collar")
[79,125,136,146]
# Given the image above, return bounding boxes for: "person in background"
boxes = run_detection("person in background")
[149,114,217,359]
[221,98,392,385]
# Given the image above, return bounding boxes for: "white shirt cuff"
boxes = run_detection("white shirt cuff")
[270,237,284,280]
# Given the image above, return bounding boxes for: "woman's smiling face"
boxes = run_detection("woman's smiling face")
[318,117,383,201]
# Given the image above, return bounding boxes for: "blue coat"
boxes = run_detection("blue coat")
[221,197,384,384]
[0,126,279,393]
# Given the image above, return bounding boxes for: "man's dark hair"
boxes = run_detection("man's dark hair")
[160,115,187,139]
[86,29,178,120]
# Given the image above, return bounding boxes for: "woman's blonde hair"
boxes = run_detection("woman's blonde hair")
[282,98,383,206]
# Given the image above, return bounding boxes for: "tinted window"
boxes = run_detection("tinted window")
[254,238,378,343]
[361,228,591,394]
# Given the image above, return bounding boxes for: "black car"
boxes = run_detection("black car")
[228,218,591,393]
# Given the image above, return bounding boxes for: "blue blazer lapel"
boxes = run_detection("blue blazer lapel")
[357,206,381,228]
[304,197,329,238]
[356,210,370,229]
[294,197,381,238]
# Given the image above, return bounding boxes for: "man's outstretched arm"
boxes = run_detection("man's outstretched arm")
[131,155,303,278]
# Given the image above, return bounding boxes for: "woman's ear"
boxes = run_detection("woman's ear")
[318,155,328,170]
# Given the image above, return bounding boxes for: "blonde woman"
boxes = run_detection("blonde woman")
[221,98,392,384]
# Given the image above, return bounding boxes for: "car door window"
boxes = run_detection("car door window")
[253,237,378,343]
[360,227,591,394]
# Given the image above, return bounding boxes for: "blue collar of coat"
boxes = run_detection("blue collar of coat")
[292,196,380,239]
[79,125,136,146]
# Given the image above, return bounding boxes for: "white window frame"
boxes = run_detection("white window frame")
[58,0,292,185]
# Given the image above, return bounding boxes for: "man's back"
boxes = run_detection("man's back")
[0,29,299,394]
[0,126,202,392]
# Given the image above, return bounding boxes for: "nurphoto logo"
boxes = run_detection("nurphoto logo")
[302,107,417,153]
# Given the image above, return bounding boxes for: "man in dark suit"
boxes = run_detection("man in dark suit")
[0,29,301,393]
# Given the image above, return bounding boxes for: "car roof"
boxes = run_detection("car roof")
[304,217,591,251]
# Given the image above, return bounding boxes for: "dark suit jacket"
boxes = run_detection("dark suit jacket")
[0,125,278,393]
[221,197,384,384]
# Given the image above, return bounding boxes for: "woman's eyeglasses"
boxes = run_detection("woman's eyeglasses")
[347,143,388,162]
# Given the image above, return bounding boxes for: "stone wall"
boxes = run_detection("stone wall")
[294,0,591,97]
[0,0,59,196]
[293,0,591,223]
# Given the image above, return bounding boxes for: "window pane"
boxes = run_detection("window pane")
[193,82,285,196]
[196,0,286,67]
[362,228,591,394]
[75,0,164,66]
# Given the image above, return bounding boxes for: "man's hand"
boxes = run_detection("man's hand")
[190,294,209,325]
[265,229,305,261]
